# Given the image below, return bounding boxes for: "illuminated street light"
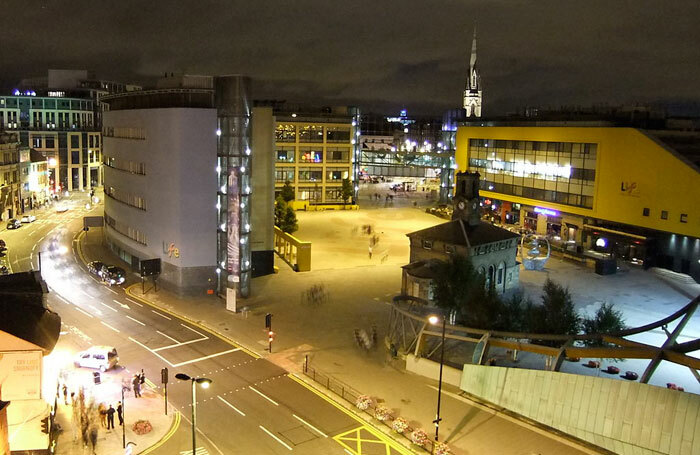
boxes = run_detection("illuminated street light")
[428,313,447,451]
[175,373,212,455]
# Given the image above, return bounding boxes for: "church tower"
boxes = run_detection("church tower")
[463,28,482,117]
[452,171,481,226]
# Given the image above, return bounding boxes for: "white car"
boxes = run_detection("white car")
[55,205,68,213]
[21,215,36,223]
[74,346,119,372]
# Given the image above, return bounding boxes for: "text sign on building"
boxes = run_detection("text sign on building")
[227,168,240,276]
[620,181,640,197]
[0,351,42,400]
[534,207,559,217]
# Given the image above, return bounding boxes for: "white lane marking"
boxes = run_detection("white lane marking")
[249,386,279,406]
[128,336,174,367]
[344,450,353,455]
[81,289,95,299]
[99,301,118,312]
[126,297,143,307]
[56,294,70,304]
[259,425,292,451]
[126,315,146,326]
[114,299,129,309]
[101,321,120,333]
[30,252,34,262]
[171,348,240,367]
[73,306,94,318]
[151,310,171,320]
[217,395,245,416]
[179,448,209,455]
[157,331,180,344]
[292,414,328,437]
[181,323,207,338]
[106,287,117,294]
[177,414,225,455]
[153,337,208,352]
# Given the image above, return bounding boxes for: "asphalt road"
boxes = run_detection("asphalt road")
[4,194,368,455]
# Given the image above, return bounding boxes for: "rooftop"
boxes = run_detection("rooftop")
[407,218,519,248]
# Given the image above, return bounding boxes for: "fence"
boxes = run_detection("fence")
[273,226,311,272]
[302,359,435,453]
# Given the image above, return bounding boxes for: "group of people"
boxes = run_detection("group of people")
[97,402,123,430]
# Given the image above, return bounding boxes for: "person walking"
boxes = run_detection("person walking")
[117,401,123,426]
[62,384,68,405]
[132,375,141,398]
[368,245,373,259]
[106,405,115,430]
[98,403,107,428]
[89,425,98,454]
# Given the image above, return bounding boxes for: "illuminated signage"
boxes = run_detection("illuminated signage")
[487,159,572,178]
[48,91,65,98]
[162,242,180,258]
[534,207,559,217]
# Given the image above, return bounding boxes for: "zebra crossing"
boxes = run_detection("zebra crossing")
[179,448,209,455]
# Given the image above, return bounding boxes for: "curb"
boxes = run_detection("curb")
[139,409,181,455]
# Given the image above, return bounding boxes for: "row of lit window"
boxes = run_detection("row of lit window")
[481,180,594,209]
[276,124,352,143]
[103,156,146,175]
[105,186,147,211]
[285,187,347,202]
[105,212,147,245]
[103,126,146,140]
[276,148,350,163]
[469,138,597,155]
[0,97,93,110]
[275,168,349,183]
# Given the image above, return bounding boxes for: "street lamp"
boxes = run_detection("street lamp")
[175,373,212,455]
[428,313,447,452]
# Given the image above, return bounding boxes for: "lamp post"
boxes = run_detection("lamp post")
[175,373,212,455]
[121,385,127,449]
[428,314,447,452]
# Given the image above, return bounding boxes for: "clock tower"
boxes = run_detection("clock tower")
[452,171,481,226]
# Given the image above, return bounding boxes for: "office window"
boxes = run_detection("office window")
[275,168,294,183]
[45,137,55,148]
[275,124,296,142]
[327,148,349,162]
[297,186,322,202]
[32,137,42,148]
[661,210,668,220]
[275,146,295,163]
[299,148,323,163]
[422,239,433,249]
[298,168,323,182]
[325,187,343,202]
[680,213,688,223]
[70,135,79,148]
[642,207,650,217]
[326,167,348,181]
[326,126,351,143]
[298,125,323,143]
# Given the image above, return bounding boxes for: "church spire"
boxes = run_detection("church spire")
[463,26,482,117]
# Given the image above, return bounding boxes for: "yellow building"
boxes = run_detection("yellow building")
[273,107,358,206]
[455,122,700,279]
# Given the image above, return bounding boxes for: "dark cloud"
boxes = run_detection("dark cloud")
[1,0,699,115]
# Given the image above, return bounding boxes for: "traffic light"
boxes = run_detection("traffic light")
[41,416,49,434]
[265,313,272,330]
[161,367,168,384]
[268,330,274,343]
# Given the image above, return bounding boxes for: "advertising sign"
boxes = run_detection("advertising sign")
[0,351,42,400]
[227,168,240,276]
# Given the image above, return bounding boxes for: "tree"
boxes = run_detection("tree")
[341,178,354,204]
[582,302,626,346]
[274,196,286,227]
[281,205,298,234]
[496,293,529,332]
[535,278,580,336]
[280,180,295,202]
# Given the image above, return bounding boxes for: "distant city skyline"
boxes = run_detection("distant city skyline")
[1,0,699,115]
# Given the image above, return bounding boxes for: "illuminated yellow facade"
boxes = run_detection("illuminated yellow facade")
[274,117,356,204]
[456,125,700,277]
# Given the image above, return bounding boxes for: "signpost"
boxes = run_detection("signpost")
[139,258,161,293]
[161,367,168,415]
[265,313,273,353]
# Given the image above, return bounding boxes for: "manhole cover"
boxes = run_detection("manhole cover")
[280,425,316,445]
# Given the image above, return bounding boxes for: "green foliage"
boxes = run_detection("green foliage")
[274,197,298,233]
[274,196,286,227]
[280,180,295,202]
[430,255,481,316]
[582,302,626,347]
[341,178,354,204]
[496,293,529,332]
[534,278,580,336]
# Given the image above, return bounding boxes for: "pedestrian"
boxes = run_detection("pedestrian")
[70,392,76,406]
[117,401,123,426]
[140,369,146,385]
[62,384,68,404]
[89,426,98,454]
[132,375,141,398]
[98,403,107,428]
[106,405,115,430]
[368,245,373,259]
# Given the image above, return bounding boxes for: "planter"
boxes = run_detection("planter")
[374,405,392,422]
[410,429,429,447]
[355,395,373,411]
[132,419,152,435]
[392,417,409,434]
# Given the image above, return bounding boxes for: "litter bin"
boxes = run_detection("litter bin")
[93,371,101,385]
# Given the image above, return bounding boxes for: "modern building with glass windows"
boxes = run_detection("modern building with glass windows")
[267,104,359,206]
[455,117,700,280]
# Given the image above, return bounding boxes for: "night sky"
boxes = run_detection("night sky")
[2,0,699,115]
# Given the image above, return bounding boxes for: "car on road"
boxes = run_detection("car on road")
[21,215,36,223]
[6,219,21,229]
[55,205,68,213]
[87,261,105,277]
[0,239,5,249]
[0,265,8,275]
[74,346,119,372]
[101,265,126,285]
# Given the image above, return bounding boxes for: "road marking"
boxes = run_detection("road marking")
[126,315,146,326]
[293,414,328,437]
[181,323,207,338]
[157,331,180,344]
[56,294,70,305]
[73,306,94,318]
[106,287,118,294]
[128,336,173,367]
[153,337,208,352]
[101,321,120,333]
[126,297,143,307]
[259,425,293,451]
[99,301,118,312]
[81,289,95,299]
[171,348,241,367]
[249,386,279,406]
[179,449,209,455]
[217,395,245,416]
[344,450,353,455]
[114,299,130,309]
[152,310,171,320]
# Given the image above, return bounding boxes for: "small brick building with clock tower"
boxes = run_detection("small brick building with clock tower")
[402,171,520,301]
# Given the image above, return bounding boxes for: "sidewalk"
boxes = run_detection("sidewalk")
[78,231,593,455]
[54,366,174,455]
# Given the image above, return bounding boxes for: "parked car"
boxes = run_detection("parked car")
[0,239,5,248]
[87,261,105,277]
[20,215,36,223]
[101,265,126,285]
[0,265,8,275]
[6,219,21,229]
[74,346,119,372]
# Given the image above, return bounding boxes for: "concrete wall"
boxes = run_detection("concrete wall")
[103,108,218,293]
[405,353,462,387]
[250,107,275,276]
[460,364,700,455]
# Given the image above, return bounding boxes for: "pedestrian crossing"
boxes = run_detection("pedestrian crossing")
[179,448,209,455]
